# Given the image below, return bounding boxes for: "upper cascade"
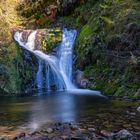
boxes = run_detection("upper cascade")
[13,28,62,52]
[14,28,77,91]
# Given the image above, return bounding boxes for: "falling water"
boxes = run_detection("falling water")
[14,28,77,91]
[36,59,43,93]
[14,28,101,95]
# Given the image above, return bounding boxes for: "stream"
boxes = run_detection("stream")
[0,93,139,139]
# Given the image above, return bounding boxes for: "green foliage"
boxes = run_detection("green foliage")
[19,0,57,18]
[78,24,93,43]
[42,28,62,52]
[0,43,22,93]
[69,0,140,97]
[100,16,114,26]
[0,42,35,94]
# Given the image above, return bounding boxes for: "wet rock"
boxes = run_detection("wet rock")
[79,128,87,133]
[134,89,140,98]
[13,133,25,140]
[75,70,89,88]
[30,131,40,136]
[126,111,136,116]
[115,129,133,139]
[46,128,53,133]
[0,137,10,140]
[55,122,62,126]
[100,130,115,137]
[71,124,79,130]
[133,126,140,130]
[87,128,96,132]
[90,133,97,140]
[61,135,69,140]
[122,124,132,128]
[80,79,89,88]
[137,106,140,113]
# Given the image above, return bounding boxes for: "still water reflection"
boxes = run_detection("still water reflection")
[0,92,108,129]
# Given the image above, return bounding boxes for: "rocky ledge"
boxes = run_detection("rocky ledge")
[13,27,62,53]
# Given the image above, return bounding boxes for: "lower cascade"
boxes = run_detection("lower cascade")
[14,28,101,95]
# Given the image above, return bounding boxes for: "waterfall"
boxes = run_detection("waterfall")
[14,28,77,91]
[14,28,101,95]
[36,59,43,93]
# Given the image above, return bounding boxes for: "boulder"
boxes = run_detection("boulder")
[75,70,89,88]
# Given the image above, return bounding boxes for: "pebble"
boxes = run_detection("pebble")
[61,135,69,140]
[88,128,96,132]
[100,130,115,137]
[115,129,133,139]
[71,125,79,130]
[137,106,140,113]
[126,111,136,115]
[46,128,53,133]
[79,128,87,133]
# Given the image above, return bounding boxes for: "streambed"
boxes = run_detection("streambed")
[0,93,139,139]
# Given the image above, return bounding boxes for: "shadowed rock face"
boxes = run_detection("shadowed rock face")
[13,27,62,53]
[19,0,84,18]
[58,0,82,16]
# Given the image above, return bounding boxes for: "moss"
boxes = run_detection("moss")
[0,42,36,94]
[0,43,22,93]
[78,24,93,43]
[42,28,62,52]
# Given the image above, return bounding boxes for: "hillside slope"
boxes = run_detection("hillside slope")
[68,0,140,97]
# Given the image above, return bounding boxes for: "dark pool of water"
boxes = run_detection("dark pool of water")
[0,92,139,131]
[0,92,107,125]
